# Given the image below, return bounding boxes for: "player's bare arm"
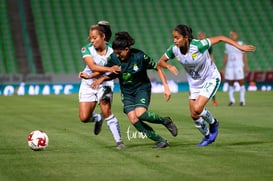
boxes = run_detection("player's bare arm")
[209,36,256,52]
[84,56,121,74]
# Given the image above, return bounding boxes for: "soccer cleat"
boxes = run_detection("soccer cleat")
[197,136,213,147]
[209,120,219,142]
[94,120,103,135]
[240,102,245,106]
[152,140,169,148]
[164,117,178,137]
[228,102,235,106]
[116,141,126,150]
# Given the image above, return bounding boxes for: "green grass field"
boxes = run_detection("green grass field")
[0,91,272,181]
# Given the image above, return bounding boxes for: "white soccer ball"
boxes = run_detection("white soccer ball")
[28,130,49,151]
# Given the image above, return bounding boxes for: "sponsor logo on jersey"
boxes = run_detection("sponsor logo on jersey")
[175,56,180,61]
[192,53,197,60]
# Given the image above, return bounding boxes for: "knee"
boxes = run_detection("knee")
[190,105,203,120]
[79,113,90,123]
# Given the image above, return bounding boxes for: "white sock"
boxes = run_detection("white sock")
[229,85,235,103]
[86,112,102,123]
[194,118,209,136]
[240,85,245,103]
[106,114,122,143]
[90,112,102,122]
[200,108,215,124]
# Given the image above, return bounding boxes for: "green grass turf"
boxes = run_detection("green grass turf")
[0,91,272,181]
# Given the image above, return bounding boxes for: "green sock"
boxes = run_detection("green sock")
[133,121,165,142]
[138,111,168,125]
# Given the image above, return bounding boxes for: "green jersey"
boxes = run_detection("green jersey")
[107,48,157,95]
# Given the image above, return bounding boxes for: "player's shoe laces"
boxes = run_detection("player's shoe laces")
[197,136,213,147]
[152,140,169,148]
[116,141,126,150]
[209,120,219,142]
[164,117,178,137]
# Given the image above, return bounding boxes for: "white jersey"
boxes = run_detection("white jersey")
[224,41,244,68]
[80,43,114,88]
[165,39,220,89]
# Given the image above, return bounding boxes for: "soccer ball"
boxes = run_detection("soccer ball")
[28,130,49,151]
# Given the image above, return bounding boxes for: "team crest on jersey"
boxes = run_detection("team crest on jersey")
[81,47,86,53]
[133,64,139,71]
[175,57,180,61]
[192,53,197,60]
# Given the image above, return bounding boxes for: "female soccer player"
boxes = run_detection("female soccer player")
[78,25,125,149]
[158,24,255,146]
[92,32,178,148]
[221,30,249,106]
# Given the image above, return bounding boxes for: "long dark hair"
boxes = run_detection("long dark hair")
[112,32,135,50]
[174,24,194,42]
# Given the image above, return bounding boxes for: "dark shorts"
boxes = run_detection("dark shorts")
[122,90,151,114]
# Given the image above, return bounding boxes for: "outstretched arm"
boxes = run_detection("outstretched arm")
[156,65,172,101]
[209,36,256,52]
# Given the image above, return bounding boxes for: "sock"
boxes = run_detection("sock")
[106,114,122,143]
[138,111,168,125]
[140,121,154,131]
[199,108,215,125]
[133,121,165,142]
[194,118,209,137]
[84,112,102,123]
[229,85,235,103]
[240,85,245,103]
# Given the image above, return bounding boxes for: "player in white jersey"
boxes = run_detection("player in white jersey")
[78,24,125,149]
[159,24,255,146]
[221,31,249,106]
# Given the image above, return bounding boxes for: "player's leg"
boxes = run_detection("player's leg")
[78,83,99,123]
[134,90,178,136]
[238,79,246,106]
[98,86,125,149]
[190,78,220,146]
[128,109,168,148]
[225,67,236,105]
[79,101,97,122]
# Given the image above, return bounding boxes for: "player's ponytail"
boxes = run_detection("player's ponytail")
[174,24,194,42]
[112,32,135,50]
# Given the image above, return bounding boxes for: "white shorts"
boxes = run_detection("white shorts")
[225,66,244,80]
[79,80,113,103]
[189,77,221,100]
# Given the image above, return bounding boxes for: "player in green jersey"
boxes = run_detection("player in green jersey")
[159,24,255,146]
[92,32,178,148]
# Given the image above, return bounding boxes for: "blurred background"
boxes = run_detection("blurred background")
[0,0,272,95]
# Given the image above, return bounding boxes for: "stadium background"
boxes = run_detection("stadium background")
[0,0,272,95]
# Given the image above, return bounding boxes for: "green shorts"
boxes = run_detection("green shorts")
[122,90,151,114]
